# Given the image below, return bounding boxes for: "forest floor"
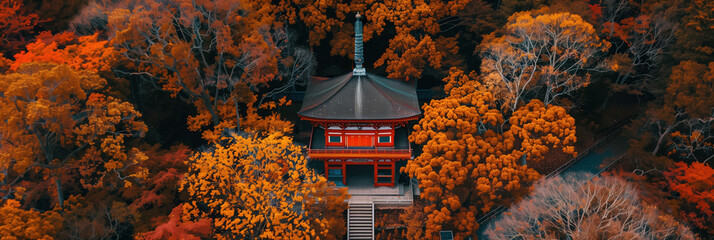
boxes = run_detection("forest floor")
[373,198,431,239]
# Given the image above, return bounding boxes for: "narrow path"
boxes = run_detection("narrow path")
[560,135,628,176]
[475,132,631,239]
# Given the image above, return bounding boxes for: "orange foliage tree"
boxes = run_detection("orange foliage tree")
[0,63,148,209]
[480,11,610,110]
[275,0,471,79]
[404,68,576,239]
[108,0,298,141]
[181,132,348,239]
[0,199,63,239]
[664,162,714,234]
[8,31,131,100]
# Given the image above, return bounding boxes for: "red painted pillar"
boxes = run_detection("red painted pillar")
[324,161,329,179]
[373,163,378,187]
[342,163,347,185]
[390,161,395,187]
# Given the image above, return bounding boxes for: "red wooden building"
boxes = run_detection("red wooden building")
[298,13,421,187]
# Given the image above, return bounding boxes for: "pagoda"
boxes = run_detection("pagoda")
[298,13,421,187]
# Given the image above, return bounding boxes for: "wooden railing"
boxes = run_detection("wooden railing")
[309,148,413,159]
[476,114,637,226]
[546,129,618,178]
[309,148,411,155]
[546,114,636,178]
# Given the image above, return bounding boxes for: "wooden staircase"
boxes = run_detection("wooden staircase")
[347,202,374,239]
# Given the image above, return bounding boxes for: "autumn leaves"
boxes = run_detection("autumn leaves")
[480,12,610,111]
[401,8,601,238]
[405,68,577,239]
[278,0,470,80]
[181,133,348,239]
[0,63,148,207]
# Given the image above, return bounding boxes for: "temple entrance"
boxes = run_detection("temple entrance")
[346,165,373,187]
[325,161,397,187]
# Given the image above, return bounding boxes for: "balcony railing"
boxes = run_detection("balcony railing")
[308,148,412,159]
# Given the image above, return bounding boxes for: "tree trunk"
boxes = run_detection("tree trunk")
[544,86,552,106]
[234,98,241,131]
[55,178,64,210]
[652,126,672,156]
[600,92,613,111]
[200,93,221,127]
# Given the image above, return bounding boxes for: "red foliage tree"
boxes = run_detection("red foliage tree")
[0,0,45,57]
[664,162,714,234]
[138,204,212,240]
[11,31,118,73]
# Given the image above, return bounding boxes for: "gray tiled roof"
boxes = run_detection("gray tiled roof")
[298,72,421,120]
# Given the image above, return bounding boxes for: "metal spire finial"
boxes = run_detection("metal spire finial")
[353,12,366,76]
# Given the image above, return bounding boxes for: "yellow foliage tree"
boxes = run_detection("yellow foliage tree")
[181,132,348,239]
[0,63,148,209]
[480,11,610,111]
[405,68,577,239]
[0,199,63,240]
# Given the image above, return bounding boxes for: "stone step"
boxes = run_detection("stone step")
[351,226,372,229]
[350,222,373,226]
[351,227,372,231]
[348,202,373,240]
[350,212,371,214]
[350,221,372,225]
[350,208,372,211]
[350,211,372,217]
